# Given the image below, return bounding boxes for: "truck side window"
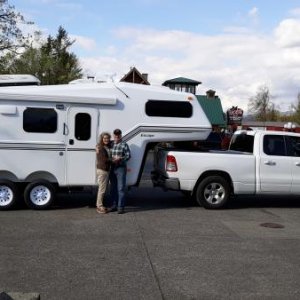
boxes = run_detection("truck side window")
[23,107,57,133]
[286,136,300,157]
[75,113,91,141]
[263,135,286,156]
[145,100,192,118]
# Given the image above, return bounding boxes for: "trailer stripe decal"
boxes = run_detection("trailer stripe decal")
[0,126,210,150]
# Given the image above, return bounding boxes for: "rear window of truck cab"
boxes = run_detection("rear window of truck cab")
[230,133,254,153]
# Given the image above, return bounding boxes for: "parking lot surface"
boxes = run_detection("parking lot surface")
[0,181,300,300]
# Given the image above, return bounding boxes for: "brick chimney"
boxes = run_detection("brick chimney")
[142,73,148,81]
[206,89,216,98]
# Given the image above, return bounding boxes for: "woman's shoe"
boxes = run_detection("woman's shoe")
[96,206,107,214]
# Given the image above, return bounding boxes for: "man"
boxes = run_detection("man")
[109,129,131,214]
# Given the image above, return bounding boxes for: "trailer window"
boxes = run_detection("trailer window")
[145,100,192,118]
[23,108,57,133]
[75,113,91,140]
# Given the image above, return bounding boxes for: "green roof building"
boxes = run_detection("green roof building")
[162,77,201,95]
[162,77,225,128]
[196,90,226,128]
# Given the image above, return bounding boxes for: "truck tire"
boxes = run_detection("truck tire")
[0,180,19,210]
[24,180,56,210]
[196,175,230,209]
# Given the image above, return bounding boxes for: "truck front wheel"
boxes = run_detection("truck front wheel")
[196,176,230,209]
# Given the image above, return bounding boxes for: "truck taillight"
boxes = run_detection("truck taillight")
[166,155,177,172]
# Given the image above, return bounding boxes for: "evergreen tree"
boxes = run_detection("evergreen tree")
[2,26,83,84]
[39,27,82,84]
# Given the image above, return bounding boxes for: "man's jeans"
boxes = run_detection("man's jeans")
[110,165,127,208]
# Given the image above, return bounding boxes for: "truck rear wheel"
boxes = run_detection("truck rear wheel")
[0,180,19,210]
[24,180,56,210]
[196,176,230,209]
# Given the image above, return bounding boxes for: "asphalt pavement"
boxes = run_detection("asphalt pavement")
[0,153,300,299]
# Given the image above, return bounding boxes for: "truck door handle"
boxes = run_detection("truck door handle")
[69,139,74,145]
[264,160,275,166]
[295,162,300,166]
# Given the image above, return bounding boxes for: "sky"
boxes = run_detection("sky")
[9,0,300,112]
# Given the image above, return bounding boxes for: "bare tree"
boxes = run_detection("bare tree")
[0,0,34,53]
[248,85,276,121]
[290,92,300,124]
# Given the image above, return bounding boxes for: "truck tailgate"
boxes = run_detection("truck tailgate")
[153,148,256,194]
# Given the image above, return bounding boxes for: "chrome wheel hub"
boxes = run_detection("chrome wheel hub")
[204,182,225,205]
[30,185,51,206]
[0,185,13,206]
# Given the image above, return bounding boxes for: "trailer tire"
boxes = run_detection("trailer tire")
[24,180,56,210]
[0,180,19,210]
[196,175,230,209]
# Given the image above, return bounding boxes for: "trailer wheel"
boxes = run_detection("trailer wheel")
[196,176,230,209]
[0,180,19,210]
[24,180,56,210]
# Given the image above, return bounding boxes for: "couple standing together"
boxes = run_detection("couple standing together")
[96,129,131,214]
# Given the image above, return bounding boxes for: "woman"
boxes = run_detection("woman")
[95,132,111,214]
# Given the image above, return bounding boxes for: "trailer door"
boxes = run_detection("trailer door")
[66,107,99,185]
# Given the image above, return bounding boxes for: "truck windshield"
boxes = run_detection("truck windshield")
[229,133,254,153]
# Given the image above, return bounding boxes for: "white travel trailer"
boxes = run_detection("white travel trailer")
[0,82,211,210]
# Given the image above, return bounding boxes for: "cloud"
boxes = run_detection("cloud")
[248,7,258,18]
[69,13,296,113]
[79,56,138,84]
[289,7,300,17]
[247,6,259,27]
[18,1,300,113]
[274,19,300,47]
[15,1,300,114]
[81,24,300,112]
[71,35,97,51]
[222,26,253,34]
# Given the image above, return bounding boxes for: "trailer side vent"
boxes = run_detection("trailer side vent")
[0,105,17,115]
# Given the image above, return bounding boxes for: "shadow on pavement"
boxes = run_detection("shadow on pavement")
[228,194,300,209]
[51,187,300,211]
[52,186,197,211]
[10,186,300,211]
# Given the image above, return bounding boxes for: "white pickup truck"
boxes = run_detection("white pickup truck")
[151,130,300,209]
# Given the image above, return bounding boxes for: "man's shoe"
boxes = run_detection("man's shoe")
[108,206,117,212]
[117,208,125,214]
